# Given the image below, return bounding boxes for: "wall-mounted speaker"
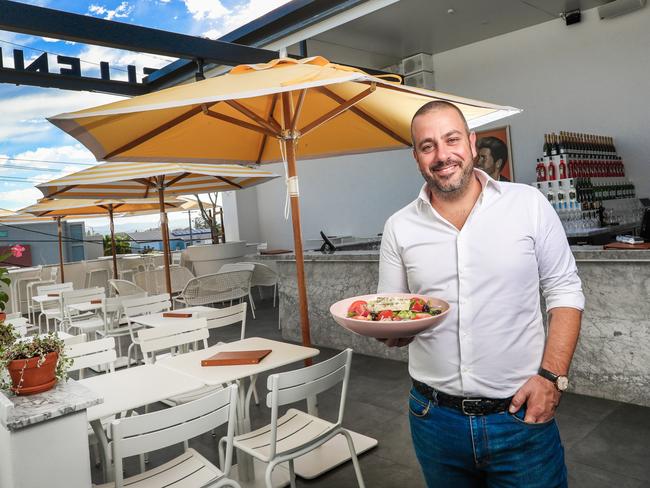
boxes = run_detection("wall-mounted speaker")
[598,0,646,19]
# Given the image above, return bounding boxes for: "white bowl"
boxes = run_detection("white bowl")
[329,293,450,339]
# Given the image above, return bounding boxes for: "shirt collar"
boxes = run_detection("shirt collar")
[417,168,503,208]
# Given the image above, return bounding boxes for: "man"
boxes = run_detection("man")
[476,135,510,181]
[378,101,583,487]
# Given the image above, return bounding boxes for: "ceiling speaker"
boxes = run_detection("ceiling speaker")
[598,0,646,19]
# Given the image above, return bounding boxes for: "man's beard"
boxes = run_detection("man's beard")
[420,158,474,201]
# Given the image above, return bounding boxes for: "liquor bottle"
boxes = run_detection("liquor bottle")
[568,178,577,203]
[558,156,567,179]
[536,158,547,181]
[557,180,567,207]
[547,156,557,181]
[542,134,550,157]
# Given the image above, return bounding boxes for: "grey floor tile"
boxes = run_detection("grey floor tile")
[568,459,646,488]
[557,392,621,421]
[555,410,602,450]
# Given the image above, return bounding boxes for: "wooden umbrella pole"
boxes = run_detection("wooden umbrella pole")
[158,185,173,303]
[219,207,225,243]
[56,217,65,283]
[108,205,118,280]
[282,92,313,357]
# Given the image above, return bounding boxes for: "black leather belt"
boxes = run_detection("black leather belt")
[412,379,512,416]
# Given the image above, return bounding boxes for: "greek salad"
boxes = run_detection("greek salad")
[347,296,442,321]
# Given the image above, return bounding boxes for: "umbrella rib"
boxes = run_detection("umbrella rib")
[299,85,375,137]
[203,110,276,138]
[104,104,209,160]
[316,86,411,146]
[214,176,243,189]
[225,100,280,135]
[46,184,77,198]
[291,89,307,133]
[166,172,191,187]
[256,94,279,164]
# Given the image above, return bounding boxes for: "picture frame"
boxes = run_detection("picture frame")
[474,125,514,182]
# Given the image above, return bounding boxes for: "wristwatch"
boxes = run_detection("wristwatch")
[538,368,569,392]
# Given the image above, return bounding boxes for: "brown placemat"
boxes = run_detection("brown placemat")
[604,242,650,250]
[260,249,293,255]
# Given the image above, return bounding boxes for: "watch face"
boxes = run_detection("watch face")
[557,376,569,391]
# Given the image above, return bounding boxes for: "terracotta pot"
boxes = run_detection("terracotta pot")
[0,312,6,323]
[8,352,58,395]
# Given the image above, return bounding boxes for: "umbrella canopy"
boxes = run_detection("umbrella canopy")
[18,197,190,280]
[37,163,279,298]
[47,56,520,351]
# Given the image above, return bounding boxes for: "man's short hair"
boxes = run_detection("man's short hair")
[477,136,508,169]
[411,101,470,144]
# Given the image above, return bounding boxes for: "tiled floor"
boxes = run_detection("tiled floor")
[91,298,650,487]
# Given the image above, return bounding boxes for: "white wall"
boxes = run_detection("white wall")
[432,6,650,196]
[254,149,423,249]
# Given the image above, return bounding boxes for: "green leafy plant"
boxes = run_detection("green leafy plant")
[0,322,72,392]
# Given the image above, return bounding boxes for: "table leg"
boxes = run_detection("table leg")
[90,419,112,482]
[235,378,254,482]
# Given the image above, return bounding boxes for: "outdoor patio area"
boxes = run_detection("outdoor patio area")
[97,297,650,488]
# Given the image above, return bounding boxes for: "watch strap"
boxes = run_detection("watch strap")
[538,367,559,384]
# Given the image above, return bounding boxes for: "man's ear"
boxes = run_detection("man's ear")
[469,131,477,159]
[412,147,419,164]
[496,158,505,172]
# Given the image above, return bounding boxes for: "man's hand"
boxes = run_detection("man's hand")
[509,374,561,423]
[376,337,414,347]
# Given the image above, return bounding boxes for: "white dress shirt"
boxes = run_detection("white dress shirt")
[378,169,584,398]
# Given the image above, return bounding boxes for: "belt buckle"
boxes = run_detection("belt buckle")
[461,398,483,415]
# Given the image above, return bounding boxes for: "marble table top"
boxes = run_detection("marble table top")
[0,379,102,431]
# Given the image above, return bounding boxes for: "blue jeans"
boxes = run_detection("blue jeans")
[408,387,567,488]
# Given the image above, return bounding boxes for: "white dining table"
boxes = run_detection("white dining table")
[78,364,204,481]
[156,337,319,487]
[129,305,219,328]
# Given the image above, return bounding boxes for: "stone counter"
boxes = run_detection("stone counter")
[261,247,650,407]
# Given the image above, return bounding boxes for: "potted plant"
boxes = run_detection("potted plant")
[0,244,26,322]
[0,321,72,395]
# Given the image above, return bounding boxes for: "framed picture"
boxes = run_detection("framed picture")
[474,125,514,182]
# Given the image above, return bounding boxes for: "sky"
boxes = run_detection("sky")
[0,0,290,231]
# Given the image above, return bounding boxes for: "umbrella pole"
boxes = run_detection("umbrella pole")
[56,217,65,283]
[108,205,118,280]
[219,207,225,243]
[187,210,193,246]
[158,186,173,303]
[285,137,312,352]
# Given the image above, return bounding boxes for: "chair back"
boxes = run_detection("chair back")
[266,348,353,459]
[63,333,87,346]
[248,262,279,287]
[109,384,238,488]
[137,317,208,364]
[122,293,171,319]
[66,337,116,378]
[170,266,194,294]
[204,302,247,339]
[219,262,255,274]
[36,282,73,296]
[182,270,252,306]
[85,268,110,289]
[108,279,147,298]
[61,287,105,307]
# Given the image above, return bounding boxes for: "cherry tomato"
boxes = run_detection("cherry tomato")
[351,315,370,321]
[410,298,426,312]
[347,300,369,318]
[377,310,394,321]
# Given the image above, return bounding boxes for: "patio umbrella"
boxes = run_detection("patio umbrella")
[37,163,279,299]
[46,56,521,349]
[18,197,190,280]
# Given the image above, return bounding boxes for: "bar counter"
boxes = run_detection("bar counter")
[260,247,650,407]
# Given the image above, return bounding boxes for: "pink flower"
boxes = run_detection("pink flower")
[10,244,25,258]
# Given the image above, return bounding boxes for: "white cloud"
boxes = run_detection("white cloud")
[0,186,45,210]
[88,2,134,21]
[75,44,174,82]
[41,37,59,43]
[201,0,291,40]
[0,90,123,141]
[183,0,228,20]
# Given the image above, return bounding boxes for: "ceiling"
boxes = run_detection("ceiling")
[311,0,608,66]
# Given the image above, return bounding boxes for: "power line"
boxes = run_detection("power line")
[0,163,75,173]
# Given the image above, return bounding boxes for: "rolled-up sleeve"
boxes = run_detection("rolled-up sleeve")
[534,192,585,311]
[378,216,409,294]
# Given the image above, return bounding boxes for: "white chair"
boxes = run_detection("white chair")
[108,279,147,298]
[86,268,111,289]
[63,332,87,346]
[35,282,74,333]
[67,336,117,379]
[137,317,208,364]
[219,263,256,318]
[60,287,106,338]
[96,385,240,488]
[95,296,132,363]
[26,267,57,325]
[174,270,253,316]
[228,348,365,488]
[204,302,248,341]
[122,294,171,366]
[248,262,279,308]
